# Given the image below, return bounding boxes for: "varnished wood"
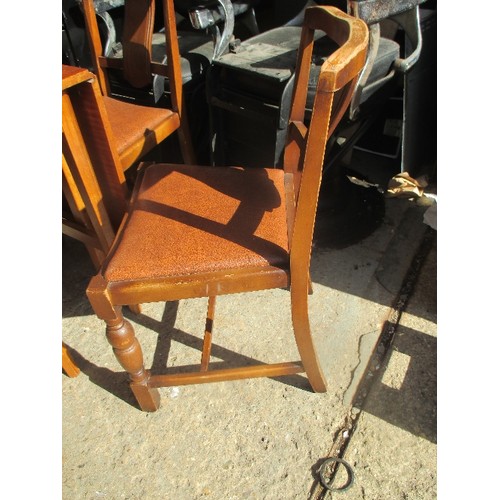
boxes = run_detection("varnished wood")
[62,153,106,268]
[80,0,196,167]
[62,66,125,260]
[105,313,161,411]
[106,266,290,308]
[122,0,156,88]
[62,344,80,378]
[150,362,304,388]
[79,0,110,96]
[66,80,128,229]
[62,103,115,260]
[63,66,141,375]
[200,296,217,371]
[86,6,369,412]
[62,65,96,90]
[62,66,120,377]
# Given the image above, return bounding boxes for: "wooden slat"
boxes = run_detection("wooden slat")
[62,65,95,90]
[200,296,216,371]
[149,362,304,388]
[107,266,290,306]
[62,344,80,378]
[62,92,116,252]
[80,0,111,95]
[62,219,101,248]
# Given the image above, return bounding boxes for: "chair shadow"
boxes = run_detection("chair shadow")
[352,322,437,443]
[63,298,311,411]
[63,345,141,409]
[124,301,311,390]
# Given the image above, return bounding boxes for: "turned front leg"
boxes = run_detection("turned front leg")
[105,315,160,412]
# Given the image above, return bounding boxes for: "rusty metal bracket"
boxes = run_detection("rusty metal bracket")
[319,457,355,492]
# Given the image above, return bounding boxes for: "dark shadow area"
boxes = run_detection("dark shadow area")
[62,234,97,319]
[349,229,437,442]
[63,344,141,409]
[354,322,437,443]
[314,170,386,250]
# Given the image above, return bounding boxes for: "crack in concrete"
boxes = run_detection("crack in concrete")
[309,227,436,499]
[343,328,380,407]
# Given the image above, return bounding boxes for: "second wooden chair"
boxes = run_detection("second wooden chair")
[80,0,197,172]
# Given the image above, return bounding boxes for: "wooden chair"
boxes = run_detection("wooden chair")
[62,64,128,268]
[63,64,129,377]
[62,343,81,378]
[86,6,368,412]
[80,0,197,171]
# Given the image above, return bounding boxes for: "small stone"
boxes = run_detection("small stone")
[168,387,180,398]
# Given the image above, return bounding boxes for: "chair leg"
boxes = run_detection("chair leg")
[290,289,327,393]
[105,313,161,412]
[200,296,216,371]
[128,304,142,314]
[62,343,80,378]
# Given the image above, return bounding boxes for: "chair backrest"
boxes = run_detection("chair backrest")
[283,6,368,283]
[81,0,185,114]
[62,64,128,257]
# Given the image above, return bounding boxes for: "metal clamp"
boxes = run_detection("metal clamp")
[319,457,355,492]
[188,0,235,60]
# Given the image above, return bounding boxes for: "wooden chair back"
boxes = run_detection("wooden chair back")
[81,0,195,165]
[284,6,368,291]
[62,65,128,266]
[81,0,184,109]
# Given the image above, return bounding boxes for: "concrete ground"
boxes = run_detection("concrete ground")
[62,153,437,499]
